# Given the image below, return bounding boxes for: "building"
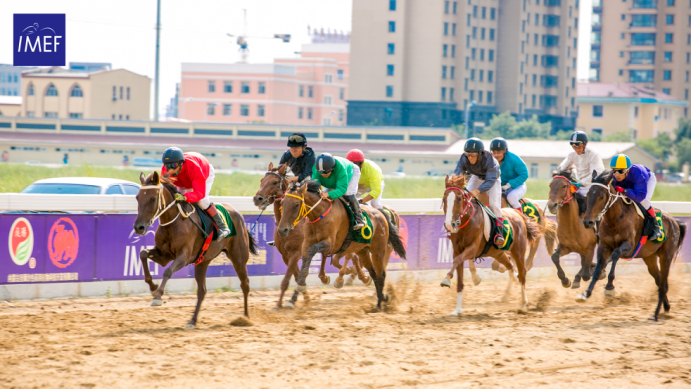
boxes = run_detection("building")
[347,0,578,130]
[0,96,21,117]
[68,62,112,73]
[0,64,35,96]
[0,117,658,178]
[576,82,687,140]
[165,83,179,119]
[591,0,691,117]
[178,30,349,125]
[21,67,151,121]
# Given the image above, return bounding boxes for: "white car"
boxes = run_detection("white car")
[21,177,141,195]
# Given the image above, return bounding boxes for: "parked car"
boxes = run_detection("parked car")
[21,177,141,195]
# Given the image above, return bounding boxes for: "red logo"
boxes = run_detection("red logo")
[48,218,79,268]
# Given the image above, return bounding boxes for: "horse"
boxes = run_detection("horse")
[277,179,406,309]
[545,168,602,289]
[133,171,257,327]
[577,170,687,321]
[441,175,543,315]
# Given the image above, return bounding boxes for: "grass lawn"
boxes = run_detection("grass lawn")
[1,163,690,201]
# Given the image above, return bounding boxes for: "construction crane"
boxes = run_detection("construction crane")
[227,9,291,63]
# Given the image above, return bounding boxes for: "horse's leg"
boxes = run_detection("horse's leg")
[281,252,303,309]
[353,254,372,286]
[139,247,163,295]
[318,253,330,285]
[550,245,571,288]
[295,240,329,293]
[369,247,388,309]
[491,259,507,273]
[468,260,482,286]
[641,254,663,320]
[229,249,251,318]
[332,254,346,288]
[187,260,210,327]
[450,262,465,316]
[442,245,478,286]
[603,247,626,297]
[497,254,516,303]
[652,249,673,321]
[511,248,529,312]
[525,238,540,272]
[576,244,614,302]
[151,254,189,306]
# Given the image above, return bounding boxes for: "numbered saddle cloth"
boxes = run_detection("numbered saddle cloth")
[191,204,237,265]
[339,199,374,244]
[475,200,514,251]
[519,199,541,224]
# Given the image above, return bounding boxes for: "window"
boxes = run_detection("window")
[441,87,447,101]
[574,38,578,48]
[105,185,123,195]
[530,164,538,178]
[592,13,601,26]
[478,91,483,102]
[388,21,396,32]
[339,110,344,121]
[533,55,538,66]
[241,82,250,93]
[387,43,395,54]
[442,66,447,79]
[490,7,496,19]
[535,14,540,25]
[533,74,537,85]
[480,49,485,61]
[619,69,623,76]
[470,69,476,80]
[542,35,560,47]
[633,0,657,7]
[298,107,303,119]
[489,29,495,41]
[325,74,333,83]
[631,14,657,27]
[70,85,83,97]
[27,111,34,117]
[28,84,34,96]
[443,44,448,57]
[592,129,603,136]
[126,87,130,100]
[223,104,232,116]
[453,1,457,14]
[591,50,600,62]
[452,23,457,36]
[664,52,673,62]
[666,15,674,24]
[541,75,559,87]
[464,78,469,90]
[467,14,471,26]
[258,105,265,117]
[450,88,455,101]
[622,14,626,20]
[444,23,449,35]
[481,28,485,40]
[207,103,216,115]
[69,113,82,119]
[339,88,344,100]
[589,68,600,81]
[663,88,671,95]
[667,0,675,4]
[543,95,557,107]
[593,105,604,117]
[522,20,526,32]
[119,86,123,100]
[472,27,477,38]
[299,85,304,97]
[465,57,469,69]
[445,1,450,13]
[307,108,313,119]
[482,6,486,18]
[631,32,656,46]
[685,89,689,100]
[207,81,216,93]
[466,35,470,47]
[46,84,58,96]
[487,91,493,104]
[542,55,559,67]
[489,50,494,62]
[665,33,673,43]
[451,45,456,57]
[324,96,332,105]
[479,70,484,82]
[473,5,478,17]
[451,67,456,79]
[240,105,249,116]
[629,70,654,82]
[663,70,672,80]
[469,90,474,100]
[386,86,393,97]
[543,14,560,27]
[591,32,601,44]
[387,64,394,76]
[532,94,536,106]
[308,86,313,98]
[389,0,396,10]
[471,48,476,60]
[687,71,690,82]
[630,51,655,64]
[258,82,266,94]
[488,71,494,82]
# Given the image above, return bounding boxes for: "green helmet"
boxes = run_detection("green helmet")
[464,137,484,153]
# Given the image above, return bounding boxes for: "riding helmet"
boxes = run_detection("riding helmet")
[287,132,308,147]
[489,137,508,151]
[610,154,632,170]
[464,137,485,153]
[346,149,365,162]
[316,153,336,172]
[162,147,185,164]
[569,131,589,146]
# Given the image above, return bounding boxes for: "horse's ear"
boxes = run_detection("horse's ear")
[278,163,287,175]
[139,172,145,184]
[153,170,160,185]
[298,182,308,194]
[267,162,274,171]
[592,169,598,182]
[444,175,450,186]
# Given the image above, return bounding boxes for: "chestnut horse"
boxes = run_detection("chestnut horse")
[441,175,543,315]
[277,179,406,309]
[546,168,601,289]
[578,170,686,321]
[133,171,257,327]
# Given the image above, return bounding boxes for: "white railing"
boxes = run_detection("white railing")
[0,194,689,215]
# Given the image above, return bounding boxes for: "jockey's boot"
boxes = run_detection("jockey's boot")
[493,217,505,246]
[647,207,663,240]
[345,195,366,230]
[207,204,231,241]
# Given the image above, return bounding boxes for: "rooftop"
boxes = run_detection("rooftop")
[0,96,21,105]
[577,82,687,106]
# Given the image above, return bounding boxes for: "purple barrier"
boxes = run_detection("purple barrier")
[1,214,689,285]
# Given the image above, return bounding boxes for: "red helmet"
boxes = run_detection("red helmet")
[346,149,365,162]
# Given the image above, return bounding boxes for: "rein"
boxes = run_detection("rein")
[140,184,196,227]
[553,176,575,205]
[443,186,476,230]
[590,181,632,221]
[283,193,331,226]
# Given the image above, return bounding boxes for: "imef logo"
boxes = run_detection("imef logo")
[13,14,66,66]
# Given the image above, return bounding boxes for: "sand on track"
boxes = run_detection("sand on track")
[0,271,689,389]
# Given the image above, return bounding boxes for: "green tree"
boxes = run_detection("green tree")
[637,132,674,160]
[514,115,551,139]
[676,138,691,167]
[486,111,517,139]
[675,117,691,142]
[604,130,633,142]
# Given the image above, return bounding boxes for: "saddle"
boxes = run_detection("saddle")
[190,204,237,266]
[502,192,542,224]
[334,198,375,255]
[475,200,513,257]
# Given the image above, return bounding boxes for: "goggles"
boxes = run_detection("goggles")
[570,141,585,147]
[466,152,480,157]
[165,162,182,171]
[318,169,333,175]
[288,134,306,143]
[613,169,628,175]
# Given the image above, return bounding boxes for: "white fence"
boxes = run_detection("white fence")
[0,194,689,214]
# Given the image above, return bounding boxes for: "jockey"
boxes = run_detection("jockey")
[454,137,505,246]
[278,132,316,183]
[558,131,605,198]
[610,154,663,240]
[161,147,230,241]
[345,149,385,210]
[312,153,365,230]
[489,137,529,212]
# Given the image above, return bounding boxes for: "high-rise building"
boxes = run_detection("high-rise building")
[348,0,579,130]
[591,0,691,117]
[0,64,35,96]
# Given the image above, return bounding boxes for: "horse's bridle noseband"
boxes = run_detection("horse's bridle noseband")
[552,176,576,206]
[139,184,195,227]
[589,180,632,221]
[443,186,475,231]
[261,171,289,208]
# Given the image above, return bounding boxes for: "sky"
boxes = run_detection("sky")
[1,0,591,120]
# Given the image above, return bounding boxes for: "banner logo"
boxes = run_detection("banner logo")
[14,14,66,66]
[48,217,79,268]
[8,217,34,266]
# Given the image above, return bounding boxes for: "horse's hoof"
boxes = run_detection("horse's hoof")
[575,293,588,303]
[449,309,462,316]
[497,265,507,273]
[284,301,295,309]
[604,288,616,297]
[647,316,659,322]
[344,277,355,286]
[517,306,528,314]
[561,279,572,288]
[362,276,372,286]
[150,290,158,297]
[151,298,163,307]
[472,274,482,286]
[296,284,307,293]
[321,276,330,285]
[598,271,606,280]
[571,280,580,289]
[334,279,344,289]
[184,323,195,329]
[440,279,451,288]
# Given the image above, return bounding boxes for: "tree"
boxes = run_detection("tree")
[675,117,691,142]
[604,130,633,142]
[486,111,517,139]
[514,115,551,139]
[676,138,691,167]
[637,132,673,160]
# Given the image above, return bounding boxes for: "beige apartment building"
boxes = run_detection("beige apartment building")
[21,67,151,121]
[348,0,578,130]
[591,0,691,117]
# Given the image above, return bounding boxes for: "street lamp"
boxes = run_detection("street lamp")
[464,100,477,139]
[204,103,219,122]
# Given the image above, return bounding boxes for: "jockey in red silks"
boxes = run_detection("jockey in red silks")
[161,147,230,240]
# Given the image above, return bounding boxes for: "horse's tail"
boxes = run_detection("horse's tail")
[247,228,259,255]
[673,219,687,264]
[522,214,544,244]
[543,218,558,256]
[379,208,406,260]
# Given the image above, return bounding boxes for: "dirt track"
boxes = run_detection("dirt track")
[0,271,689,389]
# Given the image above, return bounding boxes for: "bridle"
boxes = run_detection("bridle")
[282,192,332,227]
[139,184,195,227]
[552,176,576,206]
[589,180,632,221]
[260,171,290,207]
[443,186,476,231]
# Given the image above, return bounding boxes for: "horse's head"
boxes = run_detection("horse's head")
[253,162,288,210]
[583,169,613,229]
[443,174,468,233]
[133,171,176,235]
[276,179,315,238]
[547,168,575,214]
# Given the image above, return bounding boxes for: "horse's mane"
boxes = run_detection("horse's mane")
[554,167,576,181]
[593,169,613,185]
[145,172,179,196]
[290,178,321,194]
[446,174,466,188]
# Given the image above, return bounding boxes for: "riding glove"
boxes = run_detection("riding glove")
[174,193,187,203]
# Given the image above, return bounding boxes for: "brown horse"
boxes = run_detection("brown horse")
[277,179,406,309]
[578,170,686,321]
[546,168,601,289]
[133,171,257,327]
[441,175,543,315]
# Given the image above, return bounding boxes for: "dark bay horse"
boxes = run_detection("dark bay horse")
[277,179,406,309]
[133,171,257,327]
[577,170,686,321]
[546,168,601,289]
[442,175,543,315]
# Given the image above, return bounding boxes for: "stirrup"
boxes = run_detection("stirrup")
[494,234,505,246]
[215,228,230,241]
[353,221,365,231]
